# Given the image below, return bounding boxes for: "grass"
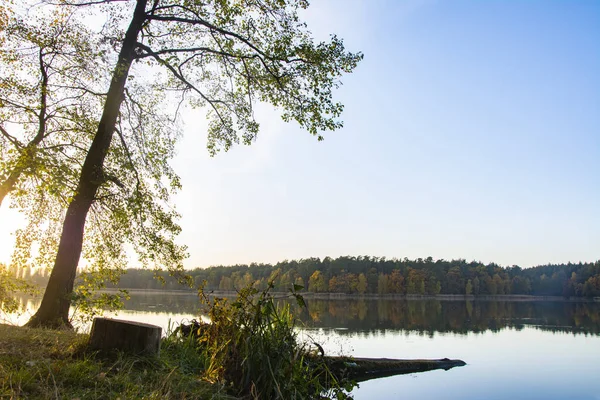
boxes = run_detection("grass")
[0,286,356,399]
[193,286,356,399]
[0,324,231,399]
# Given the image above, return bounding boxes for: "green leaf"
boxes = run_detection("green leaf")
[293,283,304,292]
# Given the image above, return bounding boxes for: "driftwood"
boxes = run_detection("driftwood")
[88,317,162,356]
[327,357,466,382]
[172,320,466,382]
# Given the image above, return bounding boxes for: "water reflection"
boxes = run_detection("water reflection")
[6,293,600,336]
[6,294,599,400]
[298,298,600,336]
[118,293,600,336]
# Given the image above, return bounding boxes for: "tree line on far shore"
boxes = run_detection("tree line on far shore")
[9,256,600,298]
[114,257,600,297]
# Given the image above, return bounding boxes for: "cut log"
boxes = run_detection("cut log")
[88,318,161,356]
[327,357,466,382]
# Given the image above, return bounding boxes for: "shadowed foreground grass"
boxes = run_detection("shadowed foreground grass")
[0,324,231,399]
[0,286,358,399]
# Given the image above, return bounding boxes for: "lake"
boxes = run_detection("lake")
[8,293,600,399]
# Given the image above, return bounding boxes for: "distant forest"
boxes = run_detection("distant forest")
[13,256,600,297]
[117,257,600,297]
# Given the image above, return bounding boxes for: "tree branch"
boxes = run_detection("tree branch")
[135,42,230,130]
[32,48,49,145]
[104,173,125,189]
[0,125,22,148]
[146,14,269,60]
[134,45,256,61]
[114,127,141,193]
[45,0,128,6]
[147,9,312,65]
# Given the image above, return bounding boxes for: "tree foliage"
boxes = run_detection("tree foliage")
[102,256,600,298]
[0,7,100,208]
[1,5,187,323]
[4,0,361,328]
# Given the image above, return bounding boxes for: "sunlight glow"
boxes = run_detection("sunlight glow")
[0,201,25,265]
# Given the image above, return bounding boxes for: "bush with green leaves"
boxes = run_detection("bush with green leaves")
[176,283,357,399]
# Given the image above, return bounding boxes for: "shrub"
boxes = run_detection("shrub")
[175,283,356,399]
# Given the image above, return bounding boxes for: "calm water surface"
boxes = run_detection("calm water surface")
[9,294,600,400]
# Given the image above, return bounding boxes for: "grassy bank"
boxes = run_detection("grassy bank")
[0,324,231,399]
[0,286,356,399]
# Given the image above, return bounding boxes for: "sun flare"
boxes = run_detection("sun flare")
[0,205,25,265]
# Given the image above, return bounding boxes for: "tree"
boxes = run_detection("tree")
[366,268,378,293]
[418,279,425,295]
[356,273,367,295]
[510,276,531,294]
[0,10,101,270]
[294,275,304,291]
[23,0,361,328]
[347,273,359,293]
[582,276,600,297]
[219,275,233,291]
[0,5,99,208]
[308,270,327,293]
[3,4,189,324]
[0,8,136,317]
[328,275,342,293]
[484,275,497,295]
[388,269,404,294]
[280,268,300,291]
[444,266,463,294]
[465,279,472,295]
[472,276,481,295]
[377,273,389,295]
[493,274,505,295]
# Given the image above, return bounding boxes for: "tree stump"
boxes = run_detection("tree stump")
[88,317,162,356]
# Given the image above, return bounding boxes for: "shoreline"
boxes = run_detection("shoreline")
[0,323,465,398]
[100,288,600,302]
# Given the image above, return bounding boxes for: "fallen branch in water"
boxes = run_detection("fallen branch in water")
[326,356,467,382]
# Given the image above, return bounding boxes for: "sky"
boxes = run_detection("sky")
[1,0,599,269]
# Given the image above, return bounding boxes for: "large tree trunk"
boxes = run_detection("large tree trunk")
[26,0,148,329]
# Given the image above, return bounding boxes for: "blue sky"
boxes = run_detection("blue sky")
[170,0,599,269]
[1,0,598,269]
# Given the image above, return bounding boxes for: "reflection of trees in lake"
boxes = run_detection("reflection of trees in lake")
[298,299,600,336]
[95,294,600,336]
[11,291,598,337]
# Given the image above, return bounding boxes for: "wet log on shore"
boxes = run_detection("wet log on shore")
[326,357,466,382]
[88,318,162,356]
